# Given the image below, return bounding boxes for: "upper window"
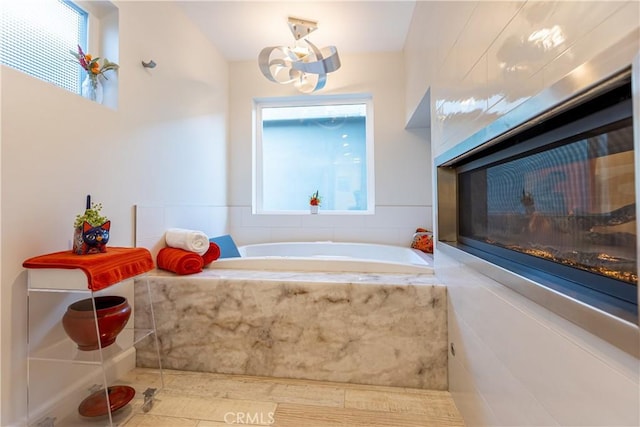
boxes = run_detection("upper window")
[1,0,87,93]
[254,96,374,214]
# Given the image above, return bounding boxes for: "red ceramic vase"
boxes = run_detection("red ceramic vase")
[62,296,131,351]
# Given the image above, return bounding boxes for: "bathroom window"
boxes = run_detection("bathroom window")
[254,96,375,214]
[1,0,87,93]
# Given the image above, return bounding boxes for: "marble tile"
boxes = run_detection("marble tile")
[273,402,464,427]
[117,368,166,393]
[344,389,461,417]
[146,389,276,425]
[121,368,464,427]
[125,414,199,427]
[157,369,345,408]
[140,267,442,294]
[135,271,447,390]
[197,422,249,427]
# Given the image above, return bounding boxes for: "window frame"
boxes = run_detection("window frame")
[253,94,375,215]
[66,1,89,93]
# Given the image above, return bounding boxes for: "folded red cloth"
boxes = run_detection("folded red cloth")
[202,242,221,266]
[157,247,204,275]
[23,247,154,291]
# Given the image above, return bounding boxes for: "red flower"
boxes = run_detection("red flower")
[77,45,89,71]
[70,45,119,78]
[309,190,321,206]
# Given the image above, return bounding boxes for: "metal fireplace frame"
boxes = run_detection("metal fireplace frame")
[435,30,640,357]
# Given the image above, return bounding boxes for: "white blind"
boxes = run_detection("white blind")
[1,0,87,93]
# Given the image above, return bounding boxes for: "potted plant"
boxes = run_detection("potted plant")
[73,195,110,255]
[69,45,119,103]
[309,190,321,214]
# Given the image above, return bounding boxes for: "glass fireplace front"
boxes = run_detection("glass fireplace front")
[456,75,637,320]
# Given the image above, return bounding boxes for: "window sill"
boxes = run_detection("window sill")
[254,210,375,215]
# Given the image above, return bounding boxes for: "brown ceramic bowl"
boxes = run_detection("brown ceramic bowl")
[78,385,135,417]
[62,296,131,351]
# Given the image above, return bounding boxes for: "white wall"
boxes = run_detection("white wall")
[0,1,228,424]
[228,52,432,246]
[441,250,639,426]
[404,1,640,425]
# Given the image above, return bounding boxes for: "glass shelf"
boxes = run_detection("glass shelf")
[28,287,94,294]
[29,328,155,364]
[27,371,159,427]
[38,403,136,427]
[24,258,162,427]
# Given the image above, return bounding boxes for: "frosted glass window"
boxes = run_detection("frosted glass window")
[255,97,374,213]
[1,0,87,93]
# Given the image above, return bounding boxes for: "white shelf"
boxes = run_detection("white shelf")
[28,268,93,291]
[41,404,136,427]
[29,328,155,364]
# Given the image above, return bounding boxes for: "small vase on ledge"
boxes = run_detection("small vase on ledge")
[309,190,321,214]
[81,74,103,104]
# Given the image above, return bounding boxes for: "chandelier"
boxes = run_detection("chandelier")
[258,17,341,93]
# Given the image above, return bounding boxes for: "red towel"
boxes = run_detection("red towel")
[157,247,204,275]
[202,242,221,266]
[23,247,154,291]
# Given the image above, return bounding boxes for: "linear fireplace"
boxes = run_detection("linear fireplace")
[458,77,636,320]
[435,33,639,354]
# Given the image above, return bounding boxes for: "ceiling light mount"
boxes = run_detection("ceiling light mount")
[288,17,318,40]
[258,16,341,93]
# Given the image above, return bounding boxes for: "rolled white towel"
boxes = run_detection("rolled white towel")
[164,228,209,255]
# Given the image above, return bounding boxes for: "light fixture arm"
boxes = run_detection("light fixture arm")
[290,41,340,75]
[258,16,341,93]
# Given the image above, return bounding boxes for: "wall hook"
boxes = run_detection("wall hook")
[142,60,157,69]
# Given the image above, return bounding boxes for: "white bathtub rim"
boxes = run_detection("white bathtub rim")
[241,241,429,260]
[209,256,434,274]
[209,241,434,274]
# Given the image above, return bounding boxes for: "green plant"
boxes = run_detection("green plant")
[74,202,108,228]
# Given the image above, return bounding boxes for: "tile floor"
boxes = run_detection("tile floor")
[120,368,465,427]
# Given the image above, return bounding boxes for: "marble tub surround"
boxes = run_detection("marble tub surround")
[134,269,447,390]
[151,266,439,285]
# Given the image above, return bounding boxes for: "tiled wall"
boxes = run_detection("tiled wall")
[134,205,431,252]
[135,205,228,258]
[406,1,639,154]
[404,1,640,425]
[227,206,432,247]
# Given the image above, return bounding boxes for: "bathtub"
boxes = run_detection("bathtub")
[209,241,433,274]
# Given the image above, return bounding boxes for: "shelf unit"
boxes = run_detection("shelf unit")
[24,248,163,427]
